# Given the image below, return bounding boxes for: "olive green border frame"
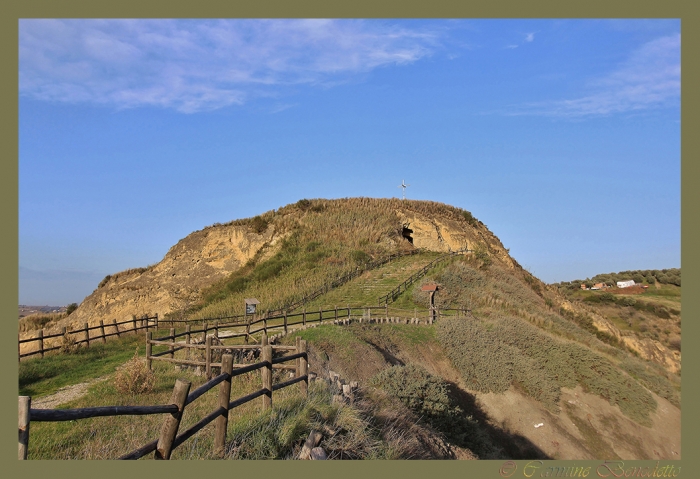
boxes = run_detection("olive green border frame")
[3,2,696,478]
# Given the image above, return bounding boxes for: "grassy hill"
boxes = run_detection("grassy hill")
[175,198,488,319]
[18,198,681,460]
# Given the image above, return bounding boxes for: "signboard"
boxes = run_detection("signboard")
[245,298,260,315]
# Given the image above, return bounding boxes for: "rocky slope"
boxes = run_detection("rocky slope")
[22,197,680,375]
[51,199,511,331]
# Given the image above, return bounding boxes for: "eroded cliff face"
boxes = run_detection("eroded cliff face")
[64,223,281,330]
[558,300,681,374]
[396,208,516,269]
[53,201,507,332]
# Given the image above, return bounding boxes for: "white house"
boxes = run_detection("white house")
[617,280,635,288]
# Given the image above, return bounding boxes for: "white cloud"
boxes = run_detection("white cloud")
[19,19,441,113]
[508,34,680,118]
[525,32,535,42]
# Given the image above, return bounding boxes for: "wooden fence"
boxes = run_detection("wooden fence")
[157,249,423,328]
[378,248,471,305]
[18,314,158,361]
[18,340,308,460]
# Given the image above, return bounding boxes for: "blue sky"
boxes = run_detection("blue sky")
[18,19,681,305]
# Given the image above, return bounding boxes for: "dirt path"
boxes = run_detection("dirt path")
[31,375,111,410]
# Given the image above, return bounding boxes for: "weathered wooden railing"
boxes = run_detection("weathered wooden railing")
[378,248,471,305]
[18,314,158,361]
[18,341,308,460]
[156,249,425,328]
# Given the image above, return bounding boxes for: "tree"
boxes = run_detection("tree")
[66,303,78,315]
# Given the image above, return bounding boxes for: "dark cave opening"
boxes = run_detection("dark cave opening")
[402,225,414,244]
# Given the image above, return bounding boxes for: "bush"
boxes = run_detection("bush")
[66,303,79,315]
[250,215,269,234]
[113,349,156,395]
[369,364,500,458]
[59,331,78,354]
[436,316,657,425]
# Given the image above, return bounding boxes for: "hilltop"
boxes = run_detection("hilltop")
[19,198,680,460]
[52,198,513,327]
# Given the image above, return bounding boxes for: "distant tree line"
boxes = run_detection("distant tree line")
[554,268,681,291]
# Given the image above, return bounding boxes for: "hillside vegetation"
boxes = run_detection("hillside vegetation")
[178,198,484,319]
[20,198,681,460]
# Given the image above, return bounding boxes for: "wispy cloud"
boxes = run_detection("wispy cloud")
[525,32,535,42]
[507,34,680,118]
[19,19,441,113]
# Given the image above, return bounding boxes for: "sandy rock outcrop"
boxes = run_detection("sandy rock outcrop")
[64,222,280,330]
[396,208,515,268]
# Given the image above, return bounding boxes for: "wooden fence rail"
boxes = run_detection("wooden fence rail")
[19,315,159,361]
[19,341,308,460]
[378,248,471,305]
[154,249,424,329]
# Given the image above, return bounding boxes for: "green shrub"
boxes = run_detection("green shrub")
[436,316,657,425]
[369,364,500,458]
[250,215,269,234]
[66,303,79,315]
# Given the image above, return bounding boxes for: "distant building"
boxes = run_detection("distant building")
[617,280,635,288]
[580,284,588,290]
[591,283,606,290]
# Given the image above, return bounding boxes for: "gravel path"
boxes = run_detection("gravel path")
[30,375,111,410]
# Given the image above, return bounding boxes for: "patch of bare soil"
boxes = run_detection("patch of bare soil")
[31,376,110,410]
[474,386,680,460]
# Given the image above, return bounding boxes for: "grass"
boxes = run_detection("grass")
[436,316,658,426]
[304,251,442,309]
[173,198,482,321]
[369,364,501,459]
[19,332,147,398]
[24,343,410,460]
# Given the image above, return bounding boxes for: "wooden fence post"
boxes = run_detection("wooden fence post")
[263,315,267,335]
[245,317,251,344]
[38,329,44,358]
[335,306,338,321]
[303,308,306,326]
[261,345,272,411]
[205,336,212,380]
[214,354,234,458]
[113,319,120,338]
[155,313,159,331]
[296,336,301,378]
[385,304,388,319]
[299,339,308,397]
[169,328,175,359]
[155,379,191,460]
[146,332,152,370]
[214,320,219,338]
[19,396,31,460]
[202,322,208,343]
[261,333,268,347]
[319,306,323,323]
[132,316,137,332]
[84,323,90,348]
[283,312,288,335]
[99,321,106,344]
